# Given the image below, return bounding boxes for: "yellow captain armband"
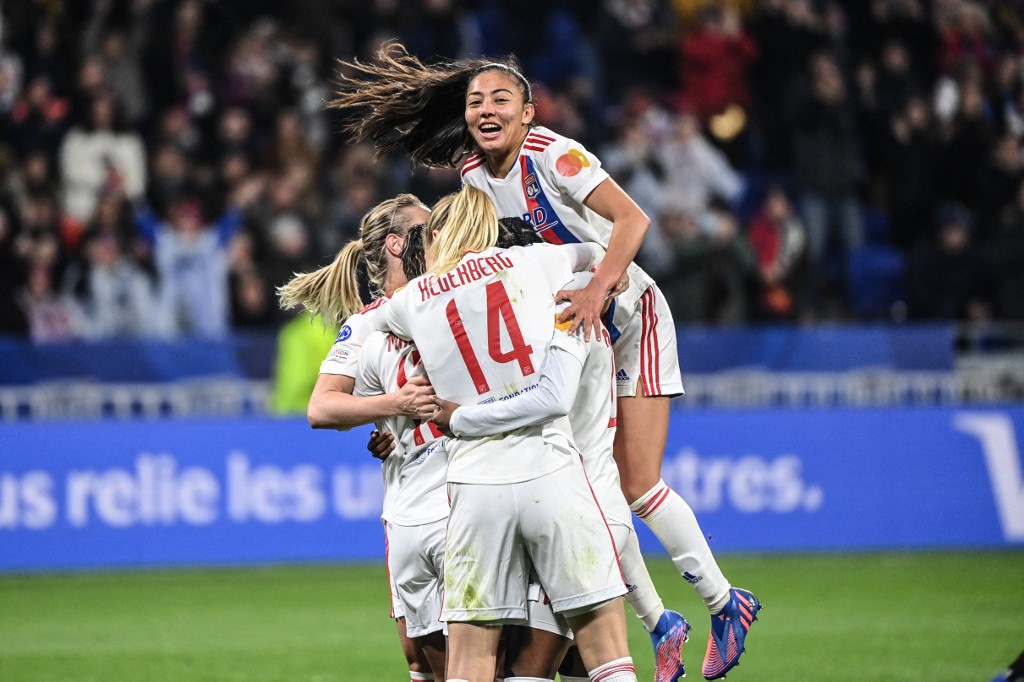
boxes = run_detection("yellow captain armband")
[554,317,572,333]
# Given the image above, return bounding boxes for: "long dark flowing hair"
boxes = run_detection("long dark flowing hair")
[328,42,532,169]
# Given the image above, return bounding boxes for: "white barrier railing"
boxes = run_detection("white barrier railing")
[0,379,272,421]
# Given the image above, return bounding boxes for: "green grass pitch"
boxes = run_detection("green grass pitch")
[1,552,1021,681]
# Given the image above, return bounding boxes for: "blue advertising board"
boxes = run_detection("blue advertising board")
[1,406,1022,572]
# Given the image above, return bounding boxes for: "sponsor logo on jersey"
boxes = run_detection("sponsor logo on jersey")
[519,156,578,245]
[336,325,352,342]
[556,148,590,177]
[616,368,630,382]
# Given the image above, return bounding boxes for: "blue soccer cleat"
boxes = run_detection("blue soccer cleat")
[702,587,762,680]
[650,609,691,682]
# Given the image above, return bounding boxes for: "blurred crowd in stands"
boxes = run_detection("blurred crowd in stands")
[0,0,1023,344]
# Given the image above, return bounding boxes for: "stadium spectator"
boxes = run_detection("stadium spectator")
[906,202,995,320]
[874,93,940,250]
[657,200,755,325]
[59,91,146,224]
[748,184,808,321]
[18,231,75,342]
[81,0,149,126]
[657,108,746,222]
[594,0,679,105]
[5,74,69,159]
[793,50,865,318]
[600,101,675,278]
[0,203,29,335]
[62,229,159,339]
[987,178,1024,320]
[136,196,241,338]
[677,5,756,124]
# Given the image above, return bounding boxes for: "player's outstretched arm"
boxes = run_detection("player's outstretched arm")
[440,343,585,438]
[308,373,436,430]
[557,178,649,339]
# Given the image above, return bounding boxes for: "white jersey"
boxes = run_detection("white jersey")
[551,318,630,525]
[354,331,449,526]
[384,244,578,485]
[319,297,389,377]
[461,125,653,340]
[315,298,400,518]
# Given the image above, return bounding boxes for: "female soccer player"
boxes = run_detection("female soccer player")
[278,194,443,680]
[429,219,690,681]
[352,272,449,679]
[328,44,760,680]
[382,185,636,682]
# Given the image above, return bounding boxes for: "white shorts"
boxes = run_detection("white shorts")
[387,518,447,638]
[522,569,573,638]
[385,526,404,620]
[609,283,684,398]
[442,457,626,623]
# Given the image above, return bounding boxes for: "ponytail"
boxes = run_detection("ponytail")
[277,238,366,326]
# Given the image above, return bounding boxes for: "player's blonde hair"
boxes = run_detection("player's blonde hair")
[428,185,498,276]
[277,194,427,325]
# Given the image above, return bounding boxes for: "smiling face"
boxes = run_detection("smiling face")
[465,69,534,176]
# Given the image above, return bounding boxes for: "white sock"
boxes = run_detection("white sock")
[630,479,731,612]
[409,674,434,681]
[617,526,665,631]
[589,657,637,681]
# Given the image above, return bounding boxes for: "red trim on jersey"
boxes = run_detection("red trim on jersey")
[358,296,389,315]
[608,417,617,428]
[528,131,556,143]
[461,155,485,176]
[523,144,548,152]
[521,156,564,246]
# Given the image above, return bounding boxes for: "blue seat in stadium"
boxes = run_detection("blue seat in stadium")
[846,245,906,319]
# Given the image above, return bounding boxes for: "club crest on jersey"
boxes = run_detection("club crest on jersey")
[524,172,541,199]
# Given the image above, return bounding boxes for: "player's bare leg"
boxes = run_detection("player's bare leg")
[504,625,572,680]
[446,622,502,682]
[614,392,731,611]
[415,630,446,679]
[395,617,435,680]
[615,390,762,680]
[564,599,636,680]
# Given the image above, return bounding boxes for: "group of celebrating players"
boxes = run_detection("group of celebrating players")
[278,43,761,682]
